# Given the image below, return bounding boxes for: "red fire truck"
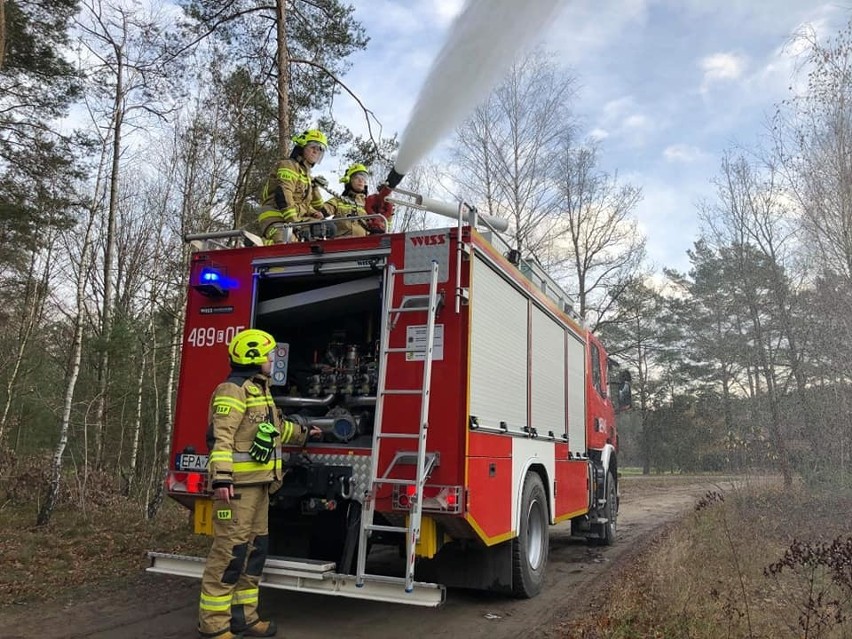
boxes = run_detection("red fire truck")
[148,191,630,607]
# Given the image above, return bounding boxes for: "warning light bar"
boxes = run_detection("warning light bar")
[191,264,237,299]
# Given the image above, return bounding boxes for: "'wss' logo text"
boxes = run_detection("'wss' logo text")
[409,234,446,246]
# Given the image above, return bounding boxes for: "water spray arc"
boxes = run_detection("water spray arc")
[379,0,565,202]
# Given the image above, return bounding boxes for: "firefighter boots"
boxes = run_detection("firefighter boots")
[198,631,242,639]
[233,619,277,637]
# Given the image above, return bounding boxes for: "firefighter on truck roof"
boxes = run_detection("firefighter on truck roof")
[324,163,397,236]
[258,128,329,244]
[324,163,371,238]
[198,329,320,639]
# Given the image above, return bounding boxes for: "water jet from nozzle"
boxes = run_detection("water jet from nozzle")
[387,0,564,187]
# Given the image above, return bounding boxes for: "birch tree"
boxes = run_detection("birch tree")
[778,21,852,280]
[0,242,55,443]
[551,138,645,329]
[145,109,228,518]
[75,0,174,469]
[37,207,97,526]
[452,50,576,256]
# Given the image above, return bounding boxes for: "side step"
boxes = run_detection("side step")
[147,552,445,608]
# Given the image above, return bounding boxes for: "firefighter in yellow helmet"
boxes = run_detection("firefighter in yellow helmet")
[258,129,329,244]
[323,163,372,238]
[324,163,396,237]
[198,329,320,639]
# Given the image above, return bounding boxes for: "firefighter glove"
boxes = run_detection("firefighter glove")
[312,176,329,189]
[249,421,279,463]
[365,216,387,234]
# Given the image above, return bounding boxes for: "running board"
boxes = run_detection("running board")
[147,552,445,608]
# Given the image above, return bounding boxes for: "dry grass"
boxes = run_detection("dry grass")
[558,482,852,639]
[0,454,210,607]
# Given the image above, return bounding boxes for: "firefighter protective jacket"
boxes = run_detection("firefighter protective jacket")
[324,192,369,238]
[206,371,308,488]
[258,158,324,235]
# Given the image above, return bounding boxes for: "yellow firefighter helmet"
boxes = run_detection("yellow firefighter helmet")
[291,129,328,149]
[228,329,276,366]
[340,163,371,184]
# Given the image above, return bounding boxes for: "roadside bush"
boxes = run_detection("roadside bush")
[560,481,852,639]
[765,537,852,638]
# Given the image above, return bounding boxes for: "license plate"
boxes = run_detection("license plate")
[194,498,213,535]
[176,453,209,470]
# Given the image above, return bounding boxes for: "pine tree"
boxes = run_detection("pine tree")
[0,0,82,268]
[177,0,369,155]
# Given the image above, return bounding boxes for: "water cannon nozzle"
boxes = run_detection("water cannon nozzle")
[386,168,405,188]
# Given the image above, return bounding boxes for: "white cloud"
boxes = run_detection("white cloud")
[624,114,650,131]
[596,97,655,147]
[663,144,706,163]
[700,52,748,92]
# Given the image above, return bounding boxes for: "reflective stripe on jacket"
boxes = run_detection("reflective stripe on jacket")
[325,193,369,238]
[259,158,324,231]
[206,372,307,487]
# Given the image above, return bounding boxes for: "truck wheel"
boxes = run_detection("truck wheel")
[598,471,617,546]
[511,472,549,598]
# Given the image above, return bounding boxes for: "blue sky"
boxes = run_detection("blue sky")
[326,0,850,273]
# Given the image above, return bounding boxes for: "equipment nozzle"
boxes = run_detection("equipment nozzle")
[386,167,405,189]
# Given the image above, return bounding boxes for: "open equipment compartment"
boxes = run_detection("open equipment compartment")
[251,253,388,566]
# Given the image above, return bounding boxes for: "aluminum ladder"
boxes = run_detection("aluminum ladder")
[355,260,440,593]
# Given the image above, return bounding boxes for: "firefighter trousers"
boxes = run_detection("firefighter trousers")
[198,484,270,636]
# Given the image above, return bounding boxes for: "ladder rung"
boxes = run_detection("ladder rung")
[384,347,426,354]
[382,389,422,395]
[358,573,407,585]
[373,477,416,486]
[377,433,420,439]
[388,306,428,314]
[393,267,432,275]
[365,524,409,534]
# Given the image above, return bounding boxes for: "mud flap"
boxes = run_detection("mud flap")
[416,540,513,592]
[339,501,362,574]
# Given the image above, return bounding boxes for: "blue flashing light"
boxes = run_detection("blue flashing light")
[193,265,237,298]
[200,268,221,283]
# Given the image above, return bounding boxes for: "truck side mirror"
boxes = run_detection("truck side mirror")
[608,370,632,412]
[618,380,632,411]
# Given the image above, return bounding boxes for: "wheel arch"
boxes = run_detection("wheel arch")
[598,443,617,474]
[593,443,618,488]
[515,461,553,530]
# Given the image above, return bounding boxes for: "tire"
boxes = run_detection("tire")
[511,472,549,598]
[598,471,617,546]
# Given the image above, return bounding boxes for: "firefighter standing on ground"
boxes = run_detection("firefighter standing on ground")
[323,163,396,237]
[198,329,320,639]
[258,129,328,244]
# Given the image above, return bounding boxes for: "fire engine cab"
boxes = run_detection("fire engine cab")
[148,190,631,607]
